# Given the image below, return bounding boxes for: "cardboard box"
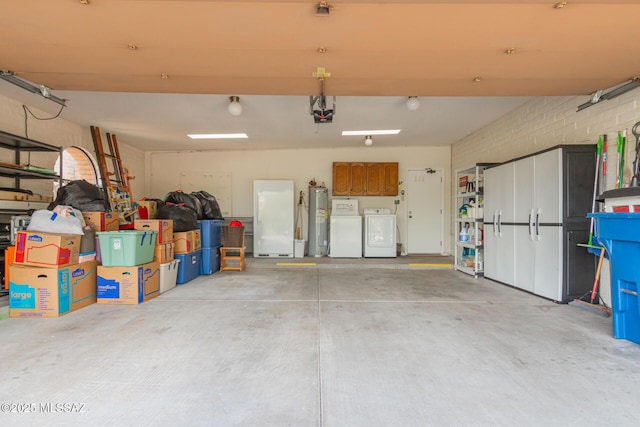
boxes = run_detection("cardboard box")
[14,231,81,267]
[137,200,158,219]
[82,211,120,232]
[97,261,160,304]
[154,242,174,264]
[9,261,98,318]
[134,219,173,244]
[174,230,202,254]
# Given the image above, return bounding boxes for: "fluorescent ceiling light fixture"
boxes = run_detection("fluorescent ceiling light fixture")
[342,130,401,136]
[188,133,248,139]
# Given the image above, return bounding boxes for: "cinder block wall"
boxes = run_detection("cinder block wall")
[452,90,640,305]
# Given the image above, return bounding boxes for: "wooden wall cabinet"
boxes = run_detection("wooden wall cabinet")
[350,163,366,195]
[332,162,398,196]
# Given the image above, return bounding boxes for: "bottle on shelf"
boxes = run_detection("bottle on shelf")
[459,223,469,242]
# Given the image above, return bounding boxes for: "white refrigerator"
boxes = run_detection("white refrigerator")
[253,180,294,257]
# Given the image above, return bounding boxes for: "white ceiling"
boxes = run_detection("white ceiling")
[0,80,532,151]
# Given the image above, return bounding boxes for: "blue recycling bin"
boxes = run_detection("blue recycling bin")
[589,212,640,345]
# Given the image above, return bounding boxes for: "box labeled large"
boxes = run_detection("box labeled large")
[97,261,160,304]
[174,230,202,254]
[9,261,98,318]
[134,219,173,244]
[82,211,120,232]
[14,231,81,267]
[154,242,174,264]
[196,219,224,248]
[96,231,156,266]
[159,259,180,293]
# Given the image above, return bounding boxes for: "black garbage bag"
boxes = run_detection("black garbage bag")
[156,204,198,232]
[164,190,203,219]
[191,190,224,220]
[48,180,109,211]
[148,198,165,212]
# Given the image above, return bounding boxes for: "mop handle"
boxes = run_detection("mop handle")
[621,129,627,187]
[589,136,603,244]
[617,131,622,188]
[602,134,607,191]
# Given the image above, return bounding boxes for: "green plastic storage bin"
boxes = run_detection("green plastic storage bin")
[96,230,157,266]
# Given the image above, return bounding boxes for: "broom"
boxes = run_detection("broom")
[569,246,611,317]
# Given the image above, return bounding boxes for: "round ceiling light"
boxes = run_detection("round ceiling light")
[228,96,243,116]
[406,96,420,111]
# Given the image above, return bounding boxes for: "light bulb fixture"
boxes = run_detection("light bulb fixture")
[227,96,243,116]
[316,1,330,15]
[0,70,66,107]
[406,96,420,111]
[364,136,373,146]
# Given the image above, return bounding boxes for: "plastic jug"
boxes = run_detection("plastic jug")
[459,225,470,242]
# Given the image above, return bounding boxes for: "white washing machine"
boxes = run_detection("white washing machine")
[363,208,397,258]
[329,199,362,258]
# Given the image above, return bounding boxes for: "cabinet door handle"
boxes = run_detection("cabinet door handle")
[497,213,501,234]
[528,213,533,239]
[536,212,540,238]
[492,213,496,235]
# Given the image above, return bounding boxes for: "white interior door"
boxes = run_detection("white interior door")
[406,168,443,254]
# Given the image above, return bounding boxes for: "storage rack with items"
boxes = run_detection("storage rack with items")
[0,130,63,290]
[454,163,492,277]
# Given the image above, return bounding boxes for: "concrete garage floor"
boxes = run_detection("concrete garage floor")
[1,259,640,426]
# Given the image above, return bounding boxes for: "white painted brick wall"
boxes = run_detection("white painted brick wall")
[453,91,640,171]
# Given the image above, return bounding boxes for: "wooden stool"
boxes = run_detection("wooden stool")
[220,232,245,271]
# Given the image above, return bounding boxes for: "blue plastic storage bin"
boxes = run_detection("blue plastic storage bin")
[589,212,640,345]
[196,220,224,248]
[200,246,220,275]
[175,250,202,284]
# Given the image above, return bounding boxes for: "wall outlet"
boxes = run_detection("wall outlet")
[394,199,400,205]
